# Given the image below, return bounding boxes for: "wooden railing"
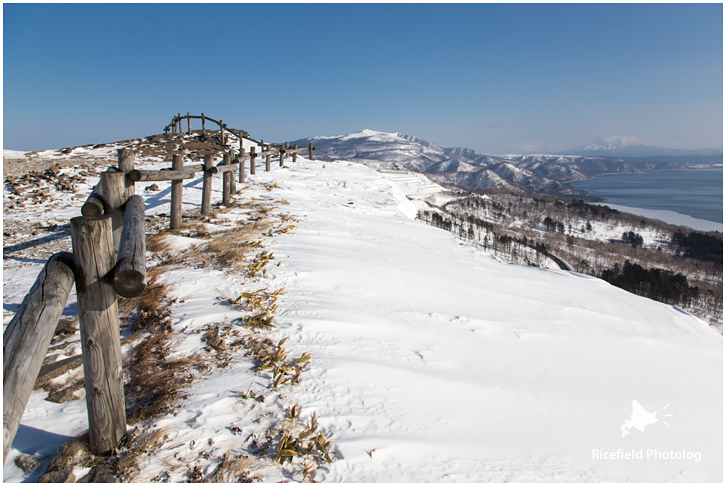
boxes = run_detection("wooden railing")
[2,127,316,462]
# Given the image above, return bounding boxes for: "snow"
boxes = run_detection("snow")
[3,154,722,482]
[2,150,30,158]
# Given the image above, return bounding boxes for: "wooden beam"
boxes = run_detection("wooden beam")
[2,252,76,463]
[222,152,231,205]
[128,168,196,182]
[113,195,146,298]
[82,182,105,217]
[170,155,183,229]
[201,154,212,215]
[117,149,135,200]
[70,215,126,455]
[100,170,126,213]
[101,169,127,252]
[250,146,256,175]
[210,160,240,174]
[229,150,236,195]
[239,147,246,184]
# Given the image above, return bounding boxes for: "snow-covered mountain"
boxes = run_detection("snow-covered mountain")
[559,137,723,158]
[292,130,646,197]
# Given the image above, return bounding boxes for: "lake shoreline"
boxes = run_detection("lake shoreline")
[570,168,722,229]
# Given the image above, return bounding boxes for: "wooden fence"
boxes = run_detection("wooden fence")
[2,125,316,462]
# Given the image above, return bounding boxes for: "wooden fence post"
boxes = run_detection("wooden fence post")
[250,146,256,175]
[239,147,246,184]
[229,149,237,195]
[187,112,191,134]
[293,144,298,163]
[118,149,135,198]
[177,113,182,134]
[201,154,213,215]
[222,152,231,205]
[100,170,126,253]
[201,113,206,137]
[70,215,126,455]
[170,155,183,229]
[309,142,314,161]
[2,253,76,462]
[220,120,225,145]
[280,144,286,167]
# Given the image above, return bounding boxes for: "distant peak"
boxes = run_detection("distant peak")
[582,136,640,151]
[340,129,401,142]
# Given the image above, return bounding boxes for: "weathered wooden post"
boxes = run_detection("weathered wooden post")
[201,113,206,137]
[201,154,213,215]
[265,141,271,172]
[170,155,183,229]
[220,120,225,146]
[100,170,127,252]
[118,149,135,199]
[250,146,256,175]
[70,215,126,455]
[239,147,246,184]
[3,253,76,462]
[292,144,298,163]
[228,149,237,195]
[309,142,314,161]
[177,113,182,134]
[222,152,231,205]
[280,144,286,167]
[113,195,147,298]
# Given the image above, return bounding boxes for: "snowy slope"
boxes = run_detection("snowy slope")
[241,161,723,482]
[3,154,722,482]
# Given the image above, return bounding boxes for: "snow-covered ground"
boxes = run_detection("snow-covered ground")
[3,155,722,482]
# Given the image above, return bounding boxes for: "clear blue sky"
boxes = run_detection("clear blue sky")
[3,3,723,153]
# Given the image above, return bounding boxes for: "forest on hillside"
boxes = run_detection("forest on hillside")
[417,192,723,330]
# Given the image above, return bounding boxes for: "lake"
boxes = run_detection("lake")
[570,169,723,226]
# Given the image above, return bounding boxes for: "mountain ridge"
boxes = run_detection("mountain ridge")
[558,137,722,157]
[292,130,642,198]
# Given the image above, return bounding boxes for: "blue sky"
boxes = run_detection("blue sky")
[3,3,723,153]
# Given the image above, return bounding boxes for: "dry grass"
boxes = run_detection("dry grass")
[125,331,197,425]
[36,182,329,482]
[208,449,260,483]
[45,433,102,474]
[113,427,170,481]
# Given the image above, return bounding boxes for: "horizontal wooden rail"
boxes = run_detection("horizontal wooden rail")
[3,253,76,463]
[129,168,197,182]
[113,195,147,297]
[210,162,240,174]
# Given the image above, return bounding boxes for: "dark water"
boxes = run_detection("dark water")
[570,169,723,224]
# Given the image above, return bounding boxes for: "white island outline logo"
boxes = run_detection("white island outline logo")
[621,400,672,437]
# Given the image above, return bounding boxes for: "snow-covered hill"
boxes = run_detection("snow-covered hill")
[292,130,647,196]
[3,146,722,482]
